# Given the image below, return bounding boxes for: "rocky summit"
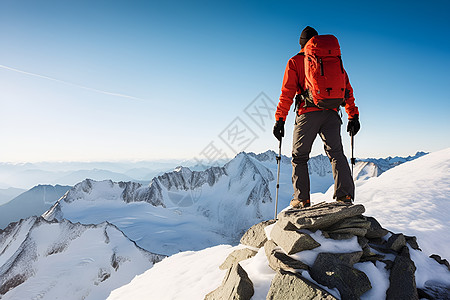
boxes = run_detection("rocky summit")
[204,202,450,300]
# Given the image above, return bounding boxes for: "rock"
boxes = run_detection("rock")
[357,236,385,263]
[322,251,364,266]
[323,227,368,237]
[264,240,309,272]
[323,215,370,237]
[325,215,371,231]
[310,252,371,300]
[386,247,418,300]
[270,222,320,255]
[240,219,276,248]
[219,248,258,270]
[359,253,386,263]
[365,216,388,239]
[205,263,254,300]
[429,254,450,271]
[323,232,355,240]
[418,280,450,300]
[385,233,406,253]
[266,270,337,300]
[279,202,365,231]
[367,237,385,246]
[275,218,301,231]
[405,235,421,251]
[382,259,394,270]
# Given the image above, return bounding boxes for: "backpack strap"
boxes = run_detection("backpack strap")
[293,52,308,113]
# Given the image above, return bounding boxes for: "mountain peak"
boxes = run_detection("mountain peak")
[0,216,165,299]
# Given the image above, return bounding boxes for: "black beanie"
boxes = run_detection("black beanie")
[299,26,318,48]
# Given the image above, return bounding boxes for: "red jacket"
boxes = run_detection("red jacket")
[275,50,359,121]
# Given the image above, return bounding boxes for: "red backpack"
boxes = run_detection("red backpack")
[300,34,347,109]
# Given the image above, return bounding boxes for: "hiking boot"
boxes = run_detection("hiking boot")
[290,199,311,209]
[336,195,353,205]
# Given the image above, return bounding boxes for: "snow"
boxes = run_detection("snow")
[42,154,280,255]
[108,148,450,300]
[240,247,276,299]
[354,261,390,300]
[289,230,362,266]
[108,245,235,300]
[0,218,161,300]
[317,147,450,258]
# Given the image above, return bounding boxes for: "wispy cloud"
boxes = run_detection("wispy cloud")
[0,64,147,101]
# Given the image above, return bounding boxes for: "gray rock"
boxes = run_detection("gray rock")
[382,259,394,270]
[264,240,309,272]
[386,248,419,300]
[270,222,320,255]
[266,270,337,300]
[322,232,355,240]
[279,202,365,231]
[365,216,388,239]
[324,227,368,237]
[322,251,364,266]
[323,215,370,238]
[205,263,254,300]
[430,254,450,271]
[219,248,258,270]
[358,236,369,251]
[357,237,384,262]
[405,235,421,251]
[325,215,371,231]
[385,233,406,253]
[418,280,450,300]
[240,219,276,248]
[310,252,371,300]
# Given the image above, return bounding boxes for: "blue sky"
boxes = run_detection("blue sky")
[0,0,449,162]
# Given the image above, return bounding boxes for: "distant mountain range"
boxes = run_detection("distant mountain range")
[40,150,428,256]
[0,187,25,205]
[0,151,428,232]
[0,185,71,229]
[354,151,428,180]
[0,161,182,190]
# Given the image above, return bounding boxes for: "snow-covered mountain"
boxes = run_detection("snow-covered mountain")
[42,152,276,255]
[0,185,71,229]
[353,151,428,180]
[108,148,450,300]
[0,216,164,300]
[40,150,428,256]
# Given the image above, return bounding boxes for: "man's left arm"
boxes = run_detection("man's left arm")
[344,72,360,135]
[344,72,359,119]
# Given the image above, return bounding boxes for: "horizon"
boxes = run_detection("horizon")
[0,148,433,165]
[1,0,449,163]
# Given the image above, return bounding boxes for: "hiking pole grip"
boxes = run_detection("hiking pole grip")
[274,138,282,220]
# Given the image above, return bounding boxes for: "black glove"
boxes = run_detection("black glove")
[347,115,360,136]
[273,119,285,141]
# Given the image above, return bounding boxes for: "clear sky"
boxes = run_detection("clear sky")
[0,0,449,163]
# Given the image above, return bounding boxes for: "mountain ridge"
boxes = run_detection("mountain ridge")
[0,215,165,300]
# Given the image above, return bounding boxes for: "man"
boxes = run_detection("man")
[273,26,360,208]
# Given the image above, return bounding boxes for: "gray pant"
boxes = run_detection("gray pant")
[292,110,354,201]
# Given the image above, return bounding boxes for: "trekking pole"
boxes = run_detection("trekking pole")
[350,132,355,178]
[274,138,282,220]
